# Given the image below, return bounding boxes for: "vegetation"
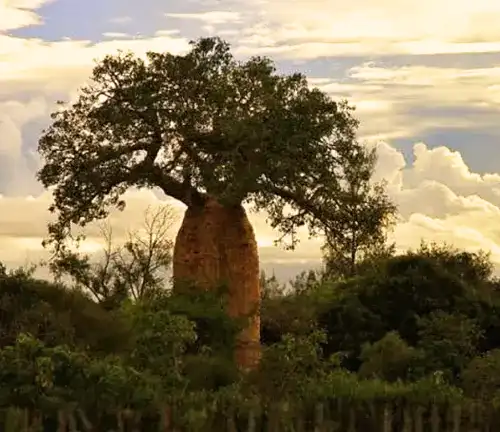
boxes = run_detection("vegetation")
[2,241,500,430]
[1,37,499,430]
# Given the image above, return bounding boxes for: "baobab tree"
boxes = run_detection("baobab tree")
[37,37,383,369]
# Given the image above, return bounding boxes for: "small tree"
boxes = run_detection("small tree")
[259,271,285,300]
[322,145,397,279]
[50,206,175,304]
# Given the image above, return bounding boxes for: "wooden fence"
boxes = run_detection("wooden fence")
[1,400,498,431]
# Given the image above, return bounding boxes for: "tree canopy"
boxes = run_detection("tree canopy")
[38,37,371,249]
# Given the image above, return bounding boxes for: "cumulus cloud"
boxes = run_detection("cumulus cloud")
[374,141,500,267]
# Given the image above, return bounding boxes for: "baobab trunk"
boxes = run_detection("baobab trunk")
[173,196,261,370]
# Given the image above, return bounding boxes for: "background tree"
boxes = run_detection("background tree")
[321,144,397,279]
[49,206,175,306]
[38,37,391,369]
[317,243,496,371]
[259,271,285,301]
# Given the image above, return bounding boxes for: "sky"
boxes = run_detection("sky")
[1,0,500,281]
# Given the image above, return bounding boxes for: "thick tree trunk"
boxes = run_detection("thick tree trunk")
[173,196,261,370]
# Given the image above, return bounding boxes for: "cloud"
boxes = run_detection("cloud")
[306,61,500,141]
[102,32,131,38]
[0,24,190,195]
[180,0,500,57]
[348,63,500,108]
[0,97,48,194]
[0,34,190,90]
[373,141,500,267]
[165,11,242,25]
[165,10,243,35]
[108,16,132,25]
[0,0,55,31]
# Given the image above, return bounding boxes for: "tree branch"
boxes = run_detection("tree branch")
[264,184,332,228]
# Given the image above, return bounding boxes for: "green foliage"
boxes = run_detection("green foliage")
[126,305,196,386]
[358,331,421,381]
[320,245,492,358]
[416,311,482,380]
[1,243,500,428]
[0,333,158,413]
[0,269,130,354]
[322,165,397,278]
[255,330,329,402]
[462,349,500,401]
[152,283,241,356]
[413,241,494,284]
[260,270,329,345]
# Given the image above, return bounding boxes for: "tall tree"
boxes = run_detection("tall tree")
[38,37,372,369]
[321,145,397,279]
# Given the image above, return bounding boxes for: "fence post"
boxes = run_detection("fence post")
[414,406,424,432]
[68,411,78,432]
[247,409,256,432]
[314,402,324,432]
[381,403,393,432]
[57,410,68,432]
[347,407,356,432]
[451,405,461,432]
[116,411,124,432]
[4,408,23,432]
[227,410,237,432]
[402,405,412,432]
[431,404,440,432]
[22,409,29,432]
[295,407,306,432]
[75,409,93,432]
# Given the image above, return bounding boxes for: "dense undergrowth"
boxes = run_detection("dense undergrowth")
[2,244,500,430]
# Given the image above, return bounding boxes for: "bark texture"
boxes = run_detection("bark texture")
[173,197,261,370]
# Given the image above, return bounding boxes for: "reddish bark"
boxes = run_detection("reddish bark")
[173,197,261,370]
